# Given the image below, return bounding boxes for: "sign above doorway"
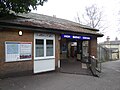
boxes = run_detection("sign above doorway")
[61,34,91,40]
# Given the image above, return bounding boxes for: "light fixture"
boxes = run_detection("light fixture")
[19,31,23,36]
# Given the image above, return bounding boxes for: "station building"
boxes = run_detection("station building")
[0,13,103,78]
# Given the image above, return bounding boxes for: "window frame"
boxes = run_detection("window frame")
[35,39,44,57]
[46,39,54,56]
[34,33,55,60]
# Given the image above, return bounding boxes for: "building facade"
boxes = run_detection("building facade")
[0,13,103,78]
[99,37,120,60]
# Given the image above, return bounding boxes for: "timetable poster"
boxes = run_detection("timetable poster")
[5,42,20,62]
[20,42,32,59]
[5,42,32,62]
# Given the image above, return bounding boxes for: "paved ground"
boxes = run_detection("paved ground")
[0,60,120,90]
[60,59,91,75]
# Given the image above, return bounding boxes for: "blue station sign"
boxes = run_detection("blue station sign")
[61,34,91,40]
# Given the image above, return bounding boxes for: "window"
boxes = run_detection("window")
[46,40,53,56]
[34,33,55,59]
[35,39,44,57]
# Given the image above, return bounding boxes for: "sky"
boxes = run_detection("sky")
[32,0,120,43]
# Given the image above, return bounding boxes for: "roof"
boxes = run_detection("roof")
[0,13,103,37]
[109,41,120,45]
[100,40,120,45]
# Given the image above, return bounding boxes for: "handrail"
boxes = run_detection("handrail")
[88,56,101,77]
[91,56,102,72]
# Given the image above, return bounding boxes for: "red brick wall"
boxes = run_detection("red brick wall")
[0,29,61,77]
[55,34,60,67]
[0,29,34,77]
[89,37,97,58]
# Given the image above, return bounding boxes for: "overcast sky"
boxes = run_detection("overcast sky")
[32,0,120,42]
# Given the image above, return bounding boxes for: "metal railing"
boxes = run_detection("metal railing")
[88,56,101,77]
[82,55,101,77]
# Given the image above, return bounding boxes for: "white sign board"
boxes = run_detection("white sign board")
[20,42,32,60]
[5,42,32,62]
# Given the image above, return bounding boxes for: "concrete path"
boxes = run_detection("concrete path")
[0,60,120,90]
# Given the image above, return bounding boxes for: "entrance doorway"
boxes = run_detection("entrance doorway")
[68,42,77,58]
[60,38,90,75]
[60,38,89,61]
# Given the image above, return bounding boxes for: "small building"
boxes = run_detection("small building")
[0,13,103,78]
[99,36,120,60]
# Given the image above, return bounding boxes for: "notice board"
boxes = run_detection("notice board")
[5,42,32,62]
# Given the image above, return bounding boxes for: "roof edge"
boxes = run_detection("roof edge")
[0,21,103,37]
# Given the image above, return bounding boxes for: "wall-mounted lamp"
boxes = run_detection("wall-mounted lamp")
[19,31,23,36]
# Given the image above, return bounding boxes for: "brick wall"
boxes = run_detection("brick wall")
[55,34,60,67]
[0,29,34,78]
[89,37,97,58]
[0,29,61,78]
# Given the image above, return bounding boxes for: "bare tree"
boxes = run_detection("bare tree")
[76,5,106,31]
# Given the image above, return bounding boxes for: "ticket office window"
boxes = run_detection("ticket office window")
[46,40,53,56]
[35,39,55,59]
[35,39,44,57]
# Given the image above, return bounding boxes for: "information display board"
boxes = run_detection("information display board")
[5,42,32,62]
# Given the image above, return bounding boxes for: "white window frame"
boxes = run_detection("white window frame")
[34,33,55,60]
